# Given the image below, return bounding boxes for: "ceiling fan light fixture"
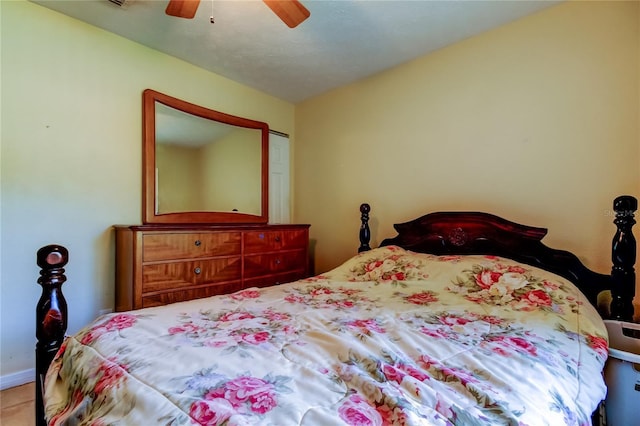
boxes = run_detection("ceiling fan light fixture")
[164,0,309,28]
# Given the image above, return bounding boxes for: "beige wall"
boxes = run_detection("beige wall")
[0,0,294,381]
[157,144,203,212]
[202,129,262,213]
[295,1,640,313]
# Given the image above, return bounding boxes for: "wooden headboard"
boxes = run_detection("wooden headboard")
[358,196,637,321]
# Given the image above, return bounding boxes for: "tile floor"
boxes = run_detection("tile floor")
[0,382,35,426]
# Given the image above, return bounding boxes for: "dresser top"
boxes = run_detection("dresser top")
[114,224,310,231]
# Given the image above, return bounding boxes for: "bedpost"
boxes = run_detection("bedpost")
[610,196,637,322]
[359,203,371,252]
[35,244,69,426]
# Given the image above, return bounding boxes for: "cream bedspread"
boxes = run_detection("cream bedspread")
[44,246,608,425]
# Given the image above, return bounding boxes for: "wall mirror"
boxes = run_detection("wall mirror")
[143,89,269,224]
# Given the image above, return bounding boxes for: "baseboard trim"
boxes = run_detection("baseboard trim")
[0,369,35,390]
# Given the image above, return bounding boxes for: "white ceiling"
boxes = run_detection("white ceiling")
[31,0,561,103]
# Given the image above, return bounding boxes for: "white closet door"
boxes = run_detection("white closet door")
[269,132,290,224]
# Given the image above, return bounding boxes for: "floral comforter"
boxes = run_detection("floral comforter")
[44,246,608,425]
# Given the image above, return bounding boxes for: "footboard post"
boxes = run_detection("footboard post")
[359,203,371,252]
[35,244,69,426]
[610,196,637,322]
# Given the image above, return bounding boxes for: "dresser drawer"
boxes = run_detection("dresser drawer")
[244,229,308,253]
[115,224,309,311]
[142,232,241,262]
[142,257,242,293]
[244,271,306,289]
[244,250,307,278]
[142,282,242,308]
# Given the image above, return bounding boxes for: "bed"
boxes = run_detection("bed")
[35,196,638,425]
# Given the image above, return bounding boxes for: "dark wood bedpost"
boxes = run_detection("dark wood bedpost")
[359,203,371,252]
[35,244,69,426]
[610,195,637,322]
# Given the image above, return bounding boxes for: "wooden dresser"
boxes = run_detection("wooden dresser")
[114,224,310,311]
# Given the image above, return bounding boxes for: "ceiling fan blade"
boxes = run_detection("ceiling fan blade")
[263,0,310,28]
[166,0,201,19]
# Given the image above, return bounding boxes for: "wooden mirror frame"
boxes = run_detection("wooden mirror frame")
[142,89,269,224]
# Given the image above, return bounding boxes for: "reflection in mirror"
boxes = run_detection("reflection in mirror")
[155,103,262,216]
[143,89,269,224]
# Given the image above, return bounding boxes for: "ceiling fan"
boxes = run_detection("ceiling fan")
[165,0,310,28]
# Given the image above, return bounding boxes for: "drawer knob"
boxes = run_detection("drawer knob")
[194,267,202,275]
[275,258,281,265]
[194,240,201,247]
[275,236,281,242]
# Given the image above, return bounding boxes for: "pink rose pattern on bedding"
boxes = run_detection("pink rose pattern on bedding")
[44,246,607,425]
